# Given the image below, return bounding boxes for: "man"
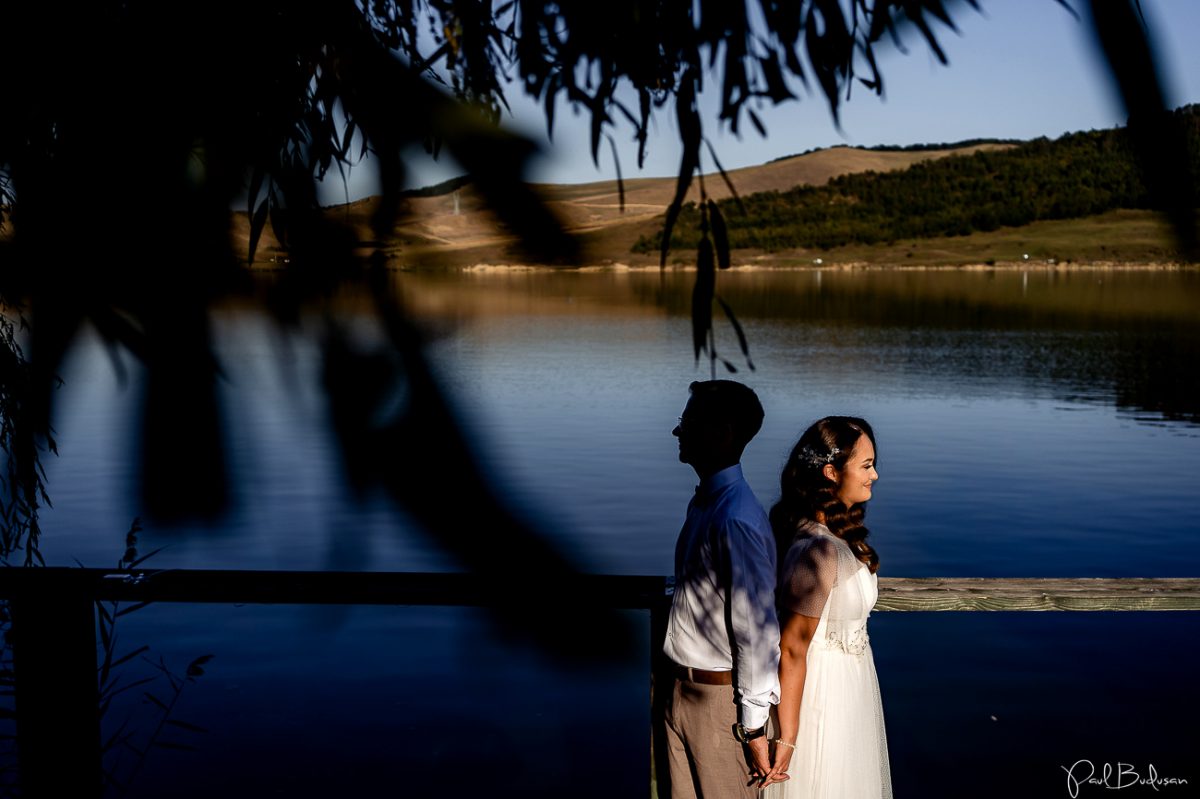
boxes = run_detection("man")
[662,380,781,798]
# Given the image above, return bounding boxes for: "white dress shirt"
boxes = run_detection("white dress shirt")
[663,463,781,728]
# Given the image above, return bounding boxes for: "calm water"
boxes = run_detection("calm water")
[11,267,1200,797]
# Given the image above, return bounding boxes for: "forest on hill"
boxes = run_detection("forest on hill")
[767,137,1020,162]
[635,105,1200,253]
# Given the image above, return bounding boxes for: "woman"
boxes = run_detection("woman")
[760,416,892,798]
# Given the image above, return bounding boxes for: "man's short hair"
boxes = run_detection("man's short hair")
[687,380,764,449]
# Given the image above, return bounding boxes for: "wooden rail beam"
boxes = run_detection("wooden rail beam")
[1,568,669,608]
[6,570,1198,611]
[876,577,1200,611]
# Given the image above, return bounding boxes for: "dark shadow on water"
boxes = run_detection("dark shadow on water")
[873,610,1200,799]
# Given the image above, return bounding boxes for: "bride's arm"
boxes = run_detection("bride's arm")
[766,610,820,783]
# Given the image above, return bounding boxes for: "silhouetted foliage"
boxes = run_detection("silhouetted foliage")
[94,520,212,797]
[0,312,55,569]
[637,105,1200,253]
[0,3,1195,796]
[0,0,999,553]
[0,0,1191,662]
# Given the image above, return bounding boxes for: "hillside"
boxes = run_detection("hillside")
[232,108,1198,268]
[232,142,1014,267]
[638,105,1199,257]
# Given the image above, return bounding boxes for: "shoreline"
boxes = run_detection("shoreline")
[406,259,1199,274]
[240,206,1198,273]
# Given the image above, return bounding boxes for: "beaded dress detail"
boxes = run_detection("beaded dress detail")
[764,522,892,799]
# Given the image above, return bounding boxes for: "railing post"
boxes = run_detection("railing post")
[9,577,102,799]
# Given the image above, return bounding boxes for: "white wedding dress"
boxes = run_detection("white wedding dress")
[764,522,893,799]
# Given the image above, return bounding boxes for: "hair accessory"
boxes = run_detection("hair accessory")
[799,445,840,467]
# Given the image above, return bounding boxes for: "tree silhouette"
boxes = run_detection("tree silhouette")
[0,0,1191,643]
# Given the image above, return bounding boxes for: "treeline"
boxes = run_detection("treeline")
[636,105,1200,253]
[402,174,472,198]
[766,138,1020,163]
[859,138,1023,153]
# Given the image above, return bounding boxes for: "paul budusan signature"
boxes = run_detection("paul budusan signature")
[1062,760,1190,797]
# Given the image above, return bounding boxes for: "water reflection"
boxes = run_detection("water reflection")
[35,267,1200,580]
[401,266,1200,425]
[17,266,1200,798]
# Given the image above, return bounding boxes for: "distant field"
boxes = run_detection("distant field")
[230,141,1192,269]
[699,209,1192,269]
[390,209,1190,270]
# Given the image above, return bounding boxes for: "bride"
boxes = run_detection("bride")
[759,416,892,798]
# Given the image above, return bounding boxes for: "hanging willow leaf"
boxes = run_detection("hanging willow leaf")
[702,340,739,376]
[747,108,767,138]
[759,50,794,103]
[662,70,701,267]
[608,135,625,213]
[692,237,715,363]
[703,139,743,212]
[716,294,755,371]
[246,198,270,265]
[808,0,854,121]
[708,200,732,269]
[902,3,951,64]
[590,96,605,166]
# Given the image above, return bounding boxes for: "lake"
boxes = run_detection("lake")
[9,265,1200,798]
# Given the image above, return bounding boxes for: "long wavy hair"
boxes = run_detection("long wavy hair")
[769,416,880,574]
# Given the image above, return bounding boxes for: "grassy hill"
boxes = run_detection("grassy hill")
[232,109,1198,268]
[636,105,1199,260]
[232,142,1017,268]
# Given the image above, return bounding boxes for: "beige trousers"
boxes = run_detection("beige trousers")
[663,677,760,799]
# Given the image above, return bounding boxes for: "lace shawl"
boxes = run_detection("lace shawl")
[778,521,872,625]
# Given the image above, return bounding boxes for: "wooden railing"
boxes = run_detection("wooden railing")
[2,568,1198,798]
[876,576,1200,611]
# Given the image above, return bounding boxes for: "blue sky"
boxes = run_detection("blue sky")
[320,0,1200,200]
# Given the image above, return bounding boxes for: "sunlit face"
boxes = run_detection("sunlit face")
[827,434,878,507]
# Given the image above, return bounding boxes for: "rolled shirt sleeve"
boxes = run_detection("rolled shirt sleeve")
[723,516,781,729]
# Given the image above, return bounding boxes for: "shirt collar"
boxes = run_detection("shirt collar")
[696,463,744,498]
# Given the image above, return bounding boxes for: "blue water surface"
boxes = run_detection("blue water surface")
[13,267,1200,798]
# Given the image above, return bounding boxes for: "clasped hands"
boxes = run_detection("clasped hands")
[746,737,793,788]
